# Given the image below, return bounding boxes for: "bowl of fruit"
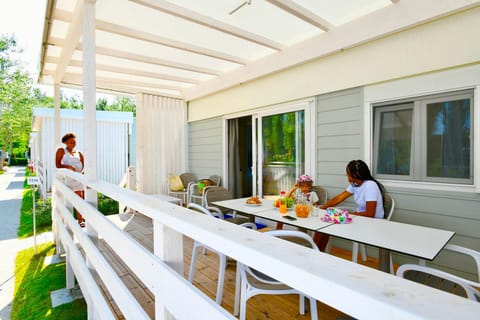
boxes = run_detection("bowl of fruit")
[273,197,294,210]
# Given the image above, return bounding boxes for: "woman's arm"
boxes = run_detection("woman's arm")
[352,201,377,218]
[79,152,85,172]
[319,190,352,209]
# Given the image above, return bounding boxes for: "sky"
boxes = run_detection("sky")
[0,0,116,101]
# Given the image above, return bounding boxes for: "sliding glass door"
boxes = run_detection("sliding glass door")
[226,99,314,198]
[258,110,305,196]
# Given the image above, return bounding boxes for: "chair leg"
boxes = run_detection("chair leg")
[360,244,367,261]
[188,242,200,283]
[234,264,241,316]
[352,242,359,263]
[239,280,248,320]
[215,254,227,304]
[309,296,318,320]
[325,238,332,253]
[299,294,305,315]
[390,254,394,274]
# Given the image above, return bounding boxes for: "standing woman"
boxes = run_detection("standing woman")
[314,160,385,250]
[56,133,85,227]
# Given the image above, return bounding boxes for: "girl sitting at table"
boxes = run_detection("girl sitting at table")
[314,160,385,251]
[286,174,320,206]
[276,174,319,230]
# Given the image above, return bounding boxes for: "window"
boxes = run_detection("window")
[373,90,473,184]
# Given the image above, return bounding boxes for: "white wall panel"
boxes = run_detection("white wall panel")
[31,108,133,193]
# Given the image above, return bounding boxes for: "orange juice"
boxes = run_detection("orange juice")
[279,203,287,214]
[295,204,310,218]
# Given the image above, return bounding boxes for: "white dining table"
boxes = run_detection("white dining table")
[211,198,333,231]
[319,215,455,272]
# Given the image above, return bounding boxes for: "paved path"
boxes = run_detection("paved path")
[0,166,52,320]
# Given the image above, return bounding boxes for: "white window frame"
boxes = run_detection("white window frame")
[373,90,473,185]
[364,64,480,193]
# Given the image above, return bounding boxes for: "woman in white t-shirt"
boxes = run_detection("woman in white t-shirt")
[314,160,385,251]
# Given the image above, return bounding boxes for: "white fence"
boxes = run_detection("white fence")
[52,171,480,320]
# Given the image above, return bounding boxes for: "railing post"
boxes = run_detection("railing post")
[153,219,184,320]
[65,250,75,289]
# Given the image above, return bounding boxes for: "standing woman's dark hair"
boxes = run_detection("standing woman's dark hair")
[346,159,385,205]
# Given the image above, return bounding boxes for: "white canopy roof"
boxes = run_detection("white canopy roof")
[38,0,480,101]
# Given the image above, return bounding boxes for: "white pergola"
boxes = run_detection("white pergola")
[37,0,480,191]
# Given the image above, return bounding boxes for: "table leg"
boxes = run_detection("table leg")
[378,248,390,273]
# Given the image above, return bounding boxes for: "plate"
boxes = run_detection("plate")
[245,202,262,207]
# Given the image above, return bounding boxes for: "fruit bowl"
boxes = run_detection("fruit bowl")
[273,197,294,209]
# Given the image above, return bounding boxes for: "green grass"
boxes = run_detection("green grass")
[11,242,87,320]
[18,188,53,239]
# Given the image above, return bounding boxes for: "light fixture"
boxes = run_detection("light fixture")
[229,0,252,15]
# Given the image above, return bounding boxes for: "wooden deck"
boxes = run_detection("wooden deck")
[100,213,388,319]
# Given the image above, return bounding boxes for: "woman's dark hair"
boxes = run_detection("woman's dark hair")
[346,159,385,206]
[61,132,76,143]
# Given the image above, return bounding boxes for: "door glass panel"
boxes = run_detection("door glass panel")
[261,111,305,195]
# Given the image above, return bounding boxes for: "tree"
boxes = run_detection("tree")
[0,35,33,168]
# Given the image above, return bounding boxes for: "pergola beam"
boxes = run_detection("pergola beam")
[46,57,201,85]
[129,0,284,51]
[48,36,221,76]
[265,0,335,31]
[53,1,84,83]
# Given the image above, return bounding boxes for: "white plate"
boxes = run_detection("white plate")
[245,202,262,207]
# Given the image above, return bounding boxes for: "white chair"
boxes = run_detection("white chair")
[188,175,222,206]
[167,172,196,206]
[187,203,256,305]
[397,244,480,301]
[234,230,318,320]
[325,193,395,273]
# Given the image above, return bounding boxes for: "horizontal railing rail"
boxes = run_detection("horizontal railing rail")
[53,170,480,320]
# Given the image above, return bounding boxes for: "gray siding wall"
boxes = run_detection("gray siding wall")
[188,117,224,181]
[315,87,480,280]
[316,87,363,209]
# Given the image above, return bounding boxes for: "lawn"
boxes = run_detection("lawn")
[11,242,87,320]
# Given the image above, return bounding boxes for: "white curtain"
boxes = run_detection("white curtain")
[136,93,187,194]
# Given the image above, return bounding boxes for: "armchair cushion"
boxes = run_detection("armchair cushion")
[168,175,184,191]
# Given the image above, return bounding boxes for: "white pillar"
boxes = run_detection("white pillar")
[54,84,61,147]
[82,0,98,240]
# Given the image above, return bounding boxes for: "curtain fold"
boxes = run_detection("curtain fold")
[136,93,187,194]
[228,118,241,198]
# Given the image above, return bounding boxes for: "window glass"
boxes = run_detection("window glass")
[426,98,471,179]
[377,108,412,175]
[373,90,473,184]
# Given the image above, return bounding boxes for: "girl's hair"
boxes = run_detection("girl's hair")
[297,174,313,187]
[62,132,76,143]
[346,160,385,203]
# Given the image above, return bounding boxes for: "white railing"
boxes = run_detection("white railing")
[52,170,480,320]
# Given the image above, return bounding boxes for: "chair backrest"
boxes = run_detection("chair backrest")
[396,264,479,301]
[310,185,327,205]
[187,202,222,219]
[209,174,221,186]
[203,186,233,207]
[383,193,395,220]
[444,244,480,283]
[242,230,319,284]
[180,173,196,188]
